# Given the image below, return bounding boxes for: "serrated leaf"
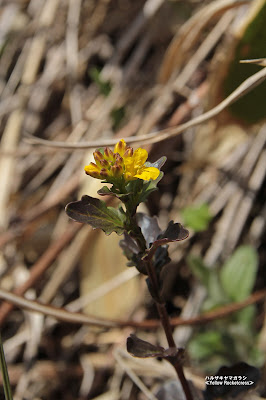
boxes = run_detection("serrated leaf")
[65,195,126,235]
[220,246,258,301]
[181,203,212,232]
[144,222,188,282]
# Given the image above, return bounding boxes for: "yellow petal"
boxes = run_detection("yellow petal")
[132,148,148,166]
[134,167,160,180]
[84,163,102,178]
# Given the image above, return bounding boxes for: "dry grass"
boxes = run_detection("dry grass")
[0,0,265,399]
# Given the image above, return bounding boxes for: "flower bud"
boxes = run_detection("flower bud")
[114,153,123,165]
[100,159,109,167]
[124,147,133,157]
[114,139,126,155]
[100,168,109,177]
[94,150,104,166]
[111,164,123,177]
[104,147,114,160]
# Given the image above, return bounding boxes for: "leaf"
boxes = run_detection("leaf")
[65,195,126,235]
[97,186,131,200]
[206,272,227,307]
[136,213,162,247]
[119,232,140,255]
[220,246,258,302]
[127,334,165,358]
[153,221,189,247]
[181,203,212,232]
[89,67,112,96]
[145,156,167,170]
[138,172,164,203]
[127,334,180,359]
[235,305,256,329]
[189,331,227,360]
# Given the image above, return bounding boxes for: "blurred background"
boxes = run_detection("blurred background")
[0,0,266,399]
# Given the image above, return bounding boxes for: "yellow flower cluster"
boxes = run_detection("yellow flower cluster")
[84,139,160,182]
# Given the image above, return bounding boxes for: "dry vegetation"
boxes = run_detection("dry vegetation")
[0,0,266,399]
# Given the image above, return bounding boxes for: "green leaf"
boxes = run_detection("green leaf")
[186,255,210,287]
[97,186,131,200]
[220,246,258,302]
[188,331,226,360]
[65,195,126,235]
[207,272,228,307]
[235,305,255,329]
[89,67,112,96]
[181,203,212,232]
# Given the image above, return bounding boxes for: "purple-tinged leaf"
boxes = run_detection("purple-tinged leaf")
[120,232,140,254]
[127,334,180,359]
[65,195,126,235]
[154,221,189,247]
[136,213,162,247]
[127,334,165,358]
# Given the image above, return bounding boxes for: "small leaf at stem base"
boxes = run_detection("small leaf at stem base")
[127,334,180,359]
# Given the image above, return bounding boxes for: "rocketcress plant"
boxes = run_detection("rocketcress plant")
[66,139,193,400]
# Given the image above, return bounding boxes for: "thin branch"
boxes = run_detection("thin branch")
[24,67,266,149]
[0,287,264,329]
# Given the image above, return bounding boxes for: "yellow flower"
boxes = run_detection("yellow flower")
[84,139,160,182]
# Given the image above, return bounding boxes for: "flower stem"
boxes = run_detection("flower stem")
[145,258,193,400]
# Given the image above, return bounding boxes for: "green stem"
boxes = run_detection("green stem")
[0,333,13,400]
